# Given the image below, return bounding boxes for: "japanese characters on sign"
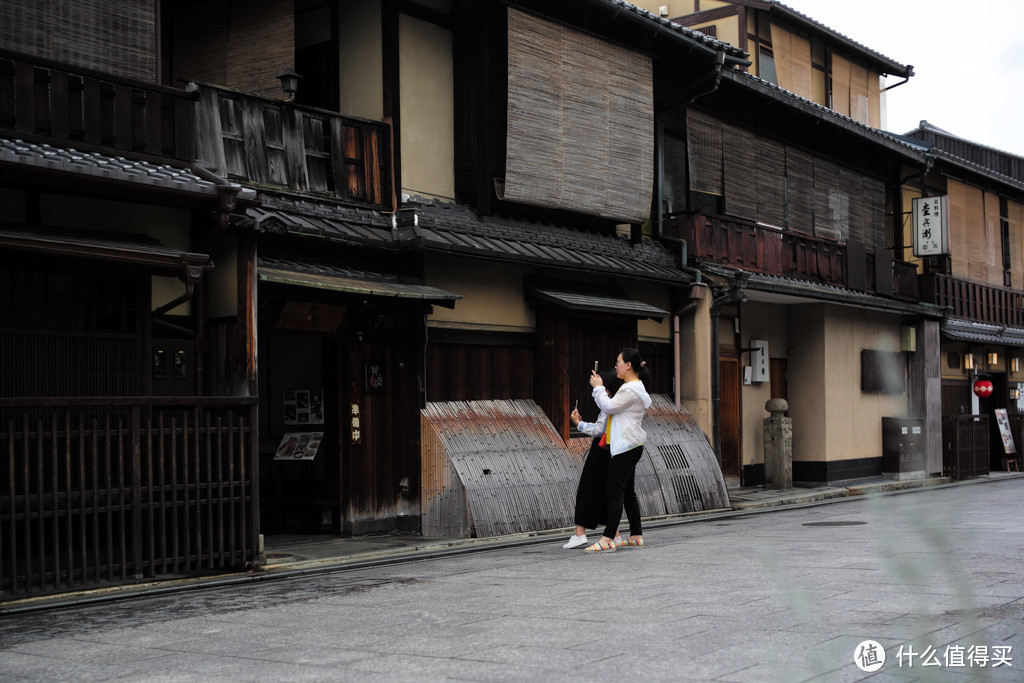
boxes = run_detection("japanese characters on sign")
[912,195,949,257]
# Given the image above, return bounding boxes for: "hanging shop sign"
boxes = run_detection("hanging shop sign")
[912,195,949,257]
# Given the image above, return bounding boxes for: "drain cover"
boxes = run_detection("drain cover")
[802,521,867,527]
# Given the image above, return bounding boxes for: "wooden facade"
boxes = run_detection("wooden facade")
[0,48,193,164]
[193,83,392,211]
[667,212,921,301]
[0,398,258,598]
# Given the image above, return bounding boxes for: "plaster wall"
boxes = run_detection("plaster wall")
[338,1,384,121]
[399,14,455,200]
[786,304,908,465]
[738,301,789,467]
[423,255,534,333]
[39,195,194,315]
[623,280,672,342]
[679,294,713,440]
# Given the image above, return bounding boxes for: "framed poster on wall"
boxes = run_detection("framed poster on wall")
[284,389,325,425]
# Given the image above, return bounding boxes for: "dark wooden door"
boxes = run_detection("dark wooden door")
[770,358,788,410]
[719,356,741,478]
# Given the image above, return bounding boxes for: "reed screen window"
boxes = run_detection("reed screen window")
[500,8,654,224]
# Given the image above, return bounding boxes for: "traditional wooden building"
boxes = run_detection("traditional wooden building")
[5,0,1011,599]
[899,121,1024,476]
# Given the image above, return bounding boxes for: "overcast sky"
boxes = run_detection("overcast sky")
[782,0,1024,159]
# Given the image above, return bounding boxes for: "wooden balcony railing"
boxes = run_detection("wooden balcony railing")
[665,213,919,301]
[0,49,195,163]
[193,83,393,211]
[920,273,1024,327]
[0,397,259,599]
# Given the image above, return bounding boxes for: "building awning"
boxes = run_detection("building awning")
[740,272,947,319]
[941,319,1024,348]
[0,228,211,281]
[257,256,461,308]
[527,285,668,321]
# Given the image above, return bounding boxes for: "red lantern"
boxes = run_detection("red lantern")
[973,379,994,398]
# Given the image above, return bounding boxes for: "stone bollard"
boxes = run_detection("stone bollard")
[763,398,792,490]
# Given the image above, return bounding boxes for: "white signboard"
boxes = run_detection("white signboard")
[912,195,949,257]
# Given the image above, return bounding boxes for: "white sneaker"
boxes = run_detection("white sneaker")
[562,534,588,549]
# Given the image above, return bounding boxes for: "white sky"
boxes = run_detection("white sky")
[780,0,1024,159]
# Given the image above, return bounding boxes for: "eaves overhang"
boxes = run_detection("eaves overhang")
[941,319,1024,348]
[759,1,912,77]
[526,285,669,322]
[0,137,257,208]
[578,0,750,65]
[739,272,947,320]
[0,227,212,281]
[257,254,461,308]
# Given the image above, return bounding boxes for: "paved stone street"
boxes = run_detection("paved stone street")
[1,479,1022,682]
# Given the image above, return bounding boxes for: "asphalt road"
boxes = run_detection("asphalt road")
[1,479,1022,682]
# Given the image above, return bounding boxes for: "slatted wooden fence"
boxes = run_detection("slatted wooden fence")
[941,415,989,480]
[0,398,259,599]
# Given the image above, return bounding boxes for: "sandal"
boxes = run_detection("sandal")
[617,537,644,548]
[584,540,617,553]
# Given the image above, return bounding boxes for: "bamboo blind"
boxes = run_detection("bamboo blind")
[502,8,654,224]
[786,147,815,232]
[686,109,885,244]
[722,123,757,220]
[755,137,786,226]
[984,190,1004,286]
[849,62,869,125]
[831,55,852,118]
[687,110,723,196]
[770,25,812,100]
[1010,200,1024,288]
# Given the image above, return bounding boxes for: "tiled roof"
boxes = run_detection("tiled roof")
[246,193,694,285]
[743,272,946,318]
[258,252,461,306]
[400,197,691,284]
[719,70,928,161]
[942,319,1024,348]
[0,137,256,200]
[596,0,748,60]
[246,194,394,246]
[760,1,911,77]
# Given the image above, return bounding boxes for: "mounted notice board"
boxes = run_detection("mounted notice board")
[994,409,1016,454]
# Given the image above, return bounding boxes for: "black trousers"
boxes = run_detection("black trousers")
[601,445,643,540]
[573,438,610,530]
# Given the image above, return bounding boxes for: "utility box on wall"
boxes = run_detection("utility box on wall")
[881,417,925,480]
[750,340,768,382]
[152,339,196,396]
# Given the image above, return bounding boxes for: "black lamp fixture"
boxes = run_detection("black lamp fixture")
[276,68,302,102]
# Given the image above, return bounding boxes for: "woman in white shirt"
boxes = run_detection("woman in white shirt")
[563,368,627,549]
[584,348,652,553]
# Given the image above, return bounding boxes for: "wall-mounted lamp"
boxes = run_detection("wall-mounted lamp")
[1013,357,1020,373]
[964,353,975,371]
[276,68,302,102]
[987,351,1000,367]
